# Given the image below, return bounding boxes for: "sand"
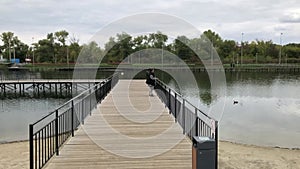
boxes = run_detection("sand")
[219,141,300,169]
[0,141,299,169]
[0,141,28,169]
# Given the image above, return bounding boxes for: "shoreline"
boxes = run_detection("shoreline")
[0,140,300,169]
[220,140,300,151]
[0,139,28,145]
[1,139,299,150]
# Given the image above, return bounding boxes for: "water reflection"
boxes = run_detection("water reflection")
[160,71,300,148]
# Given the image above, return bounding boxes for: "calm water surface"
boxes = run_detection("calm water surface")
[0,69,112,143]
[162,71,300,148]
[0,69,299,148]
[0,98,67,142]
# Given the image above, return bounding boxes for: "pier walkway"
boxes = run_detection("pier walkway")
[44,80,192,169]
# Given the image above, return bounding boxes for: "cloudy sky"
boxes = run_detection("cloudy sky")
[1,0,300,45]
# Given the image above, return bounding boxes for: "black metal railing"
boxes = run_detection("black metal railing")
[29,74,119,169]
[155,79,218,169]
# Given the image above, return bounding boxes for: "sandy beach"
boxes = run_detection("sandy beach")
[0,141,29,169]
[0,140,299,169]
[219,141,300,169]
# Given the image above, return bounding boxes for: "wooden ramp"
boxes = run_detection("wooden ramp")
[45,80,192,169]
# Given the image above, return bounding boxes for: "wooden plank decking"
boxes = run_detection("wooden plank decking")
[45,80,192,169]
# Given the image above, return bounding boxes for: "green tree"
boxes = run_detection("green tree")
[284,43,300,62]
[219,40,237,62]
[54,30,69,63]
[203,30,223,47]
[116,32,133,62]
[78,41,103,63]
[174,35,192,61]
[148,31,168,48]
[68,34,81,63]
[104,37,118,63]
[0,32,29,62]
[104,33,133,63]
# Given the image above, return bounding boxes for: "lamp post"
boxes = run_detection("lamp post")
[256,52,258,65]
[211,42,213,66]
[161,44,164,67]
[279,33,283,65]
[241,32,244,66]
[67,47,69,68]
[8,38,11,62]
[13,47,15,62]
[32,37,35,66]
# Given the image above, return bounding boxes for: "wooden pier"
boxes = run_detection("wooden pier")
[0,79,103,97]
[44,80,192,169]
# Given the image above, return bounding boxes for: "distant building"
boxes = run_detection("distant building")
[10,58,20,64]
[25,58,31,64]
[0,54,8,63]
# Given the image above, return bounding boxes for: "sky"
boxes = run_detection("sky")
[0,0,300,45]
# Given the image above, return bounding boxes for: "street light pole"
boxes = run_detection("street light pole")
[13,47,15,62]
[211,42,213,66]
[241,32,244,66]
[161,44,164,67]
[279,33,283,65]
[32,37,35,66]
[8,38,11,62]
[256,52,258,65]
[67,47,69,68]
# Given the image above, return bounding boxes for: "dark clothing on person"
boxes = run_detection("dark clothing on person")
[146,69,156,96]
[146,71,155,86]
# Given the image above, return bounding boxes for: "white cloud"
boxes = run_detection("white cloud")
[280,9,300,23]
[0,0,299,44]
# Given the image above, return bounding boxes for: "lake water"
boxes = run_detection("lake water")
[0,69,299,148]
[157,70,300,148]
[0,98,67,143]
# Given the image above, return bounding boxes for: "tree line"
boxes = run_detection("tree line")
[0,30,300,65]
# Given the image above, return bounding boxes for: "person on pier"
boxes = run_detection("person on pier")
[146,68,156,96]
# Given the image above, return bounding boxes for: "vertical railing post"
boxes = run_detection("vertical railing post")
[71,100,74,137]
[29,124,34,169]
[182,99,185,134]
[96,84,100,103]
[55,110,59,156]
[89,89,92,115]
[168,89,171,114]
[195,108,198,137]
[215,120,218,169]
[81,99,84,125]
[174,93,177,122]
[100,82,103,101]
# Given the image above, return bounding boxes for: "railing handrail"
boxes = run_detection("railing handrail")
[29,73,119,169]
[155,77,218,169]
[156,79,217,122]
[31,75,115,126]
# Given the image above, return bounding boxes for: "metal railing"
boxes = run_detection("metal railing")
[155,79,218,169]
[29,74,119,169]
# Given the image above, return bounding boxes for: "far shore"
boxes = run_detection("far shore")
[1,62,300,70]
[1,140,299,169]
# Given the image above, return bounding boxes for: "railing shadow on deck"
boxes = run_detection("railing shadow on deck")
[29,74,119,169]
[155,79,218,169]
